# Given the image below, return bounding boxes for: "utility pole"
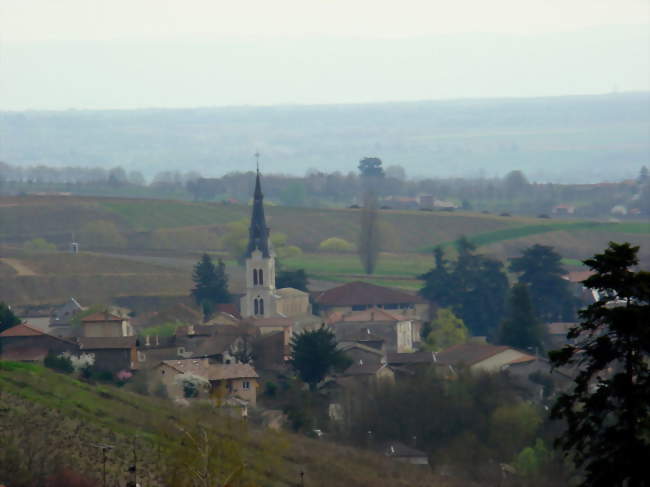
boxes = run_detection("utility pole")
[89,443,114,487]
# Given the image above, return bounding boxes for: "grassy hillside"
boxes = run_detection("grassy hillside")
[0,361,453,487]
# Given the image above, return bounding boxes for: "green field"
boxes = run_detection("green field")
[0,195,647,304]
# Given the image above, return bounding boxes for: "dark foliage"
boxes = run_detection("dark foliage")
[0,301,21,333]
[276,269,309,292]
[419,237,509,337]
[498,283,544,351]
[190,254,231,320]
[549,242,650,487]
[289,326,351,391]
[43,352,74,374]
[510,244,576,321]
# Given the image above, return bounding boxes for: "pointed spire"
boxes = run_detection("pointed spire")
[245,160,271,258]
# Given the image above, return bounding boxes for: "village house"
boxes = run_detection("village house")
[328,307,420,353]
[153,358,259,406]
[335,359,395,387]
[313,281,430,321]
[0,322,78,362]
[136,324,251,367]
[81,310,133,338]
[435,341,537,374]
[77,336,137,373]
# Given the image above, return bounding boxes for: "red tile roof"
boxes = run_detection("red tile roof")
[314,281,425,307]
[81,311,124,322]
[0,322,44,337]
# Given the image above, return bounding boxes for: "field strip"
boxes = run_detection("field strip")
[0,258,37,276]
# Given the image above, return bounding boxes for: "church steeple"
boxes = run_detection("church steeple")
[245,168,271,258]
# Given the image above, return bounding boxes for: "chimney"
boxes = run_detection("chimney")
[155,335,160,346]
[359,359,363,366]
[145,335,150,347]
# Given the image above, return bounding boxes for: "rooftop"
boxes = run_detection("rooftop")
[81,311,124,323]
[160,359,259,380]
[314,281,425,307]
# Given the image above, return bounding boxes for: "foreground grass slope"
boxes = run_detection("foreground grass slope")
[0,361,452,487]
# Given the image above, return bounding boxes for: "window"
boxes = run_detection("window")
[242,381,250,390]
[253,269,258,285]
[161,369,165,375]
[259,269,264,285]
[259,298,264,316]
[352,305,366,311]
[254,298,259,315]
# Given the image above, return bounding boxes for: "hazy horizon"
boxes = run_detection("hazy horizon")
[1,1,648,111]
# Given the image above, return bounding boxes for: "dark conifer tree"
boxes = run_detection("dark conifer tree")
[498,283,543,350]
[190,254,230,320]
[549,242,650,487]
[510,244,575,321]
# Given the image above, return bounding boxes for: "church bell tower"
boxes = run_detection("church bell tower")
[240,167,277,318]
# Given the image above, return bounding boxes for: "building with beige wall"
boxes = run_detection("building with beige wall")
[81,311,133,338]
[153,358,259,406]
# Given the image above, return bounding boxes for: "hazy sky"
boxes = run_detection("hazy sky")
[1,0,648,109]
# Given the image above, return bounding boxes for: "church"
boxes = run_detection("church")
[239,170,311,319]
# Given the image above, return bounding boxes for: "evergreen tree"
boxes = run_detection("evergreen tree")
[420,237,509,338]
[0,302,20,333]
[190,254,231,320]
[276,269,309,292]
[549,242,650,487]
[509,244,575,321]
[498,283,543,350]
[289,326,351,392]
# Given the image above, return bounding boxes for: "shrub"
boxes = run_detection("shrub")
[23,237,56,252]
[277,245,303,259]
[319,237,354,252]
[44,352,74,374]
[264,381,278,397]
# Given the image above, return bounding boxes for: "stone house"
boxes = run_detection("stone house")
[313,281,430,321]
[154,358,259,406]
[335,360,395,387]
[0,322,78,362]
[81,311,133,338]
[435,342,537,374]
[77,336,137,373]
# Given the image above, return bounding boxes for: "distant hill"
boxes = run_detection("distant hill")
[1,92,648,182]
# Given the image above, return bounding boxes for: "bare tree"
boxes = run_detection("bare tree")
[358,191,380,274]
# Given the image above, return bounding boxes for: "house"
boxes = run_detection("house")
[338,341,386,365]
[313,281,430,321]
[328,307,421,353]
[382,441,429,465]
[387,351,439,373]
[336,360,395,387]
[137,325,251,367]
[77,336,137,373]
[50,297,85,327]
[81,311,133,338]
[436,342,536,373]
[154,358,259,406]
[0,322,78,362]
[552,204,576,215]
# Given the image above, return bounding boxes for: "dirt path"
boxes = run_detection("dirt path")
[0,258,37,276]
